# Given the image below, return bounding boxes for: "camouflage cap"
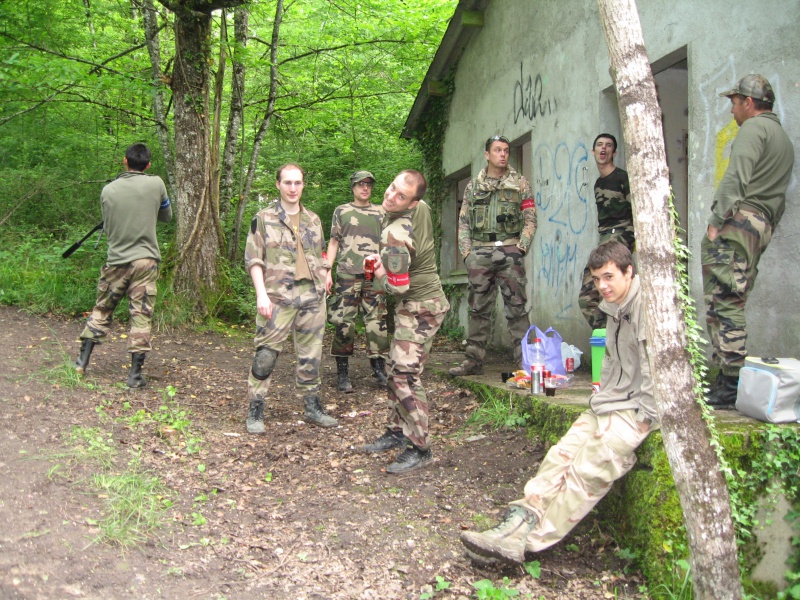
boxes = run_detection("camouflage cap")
[719,74,775,103]
[350,170,376,186]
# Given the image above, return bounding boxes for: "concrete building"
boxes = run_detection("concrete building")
[403,0,799,362]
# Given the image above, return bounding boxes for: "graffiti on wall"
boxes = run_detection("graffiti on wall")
[513,62,558,125]
[533,141,591,318]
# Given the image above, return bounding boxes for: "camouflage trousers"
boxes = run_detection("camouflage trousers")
[464,246,529,365]
[578,230,635,330]
[80,259,159,353]
[702,208,772,376]
[511,409,650,552]
[386,295,450,450]
[247,279,325,403]
[327,274,389,358]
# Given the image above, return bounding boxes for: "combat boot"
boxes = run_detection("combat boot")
[706,374,739,409]
[370,357,388,387]
[246,396,266,434]
[126,352,147,388]
[386,444,433,474]
[336,357,353,393]
[460,506,537,565]
[449,359,483,377]
[303,395,338,428]
[75,339,96,375]
[360,428,406,454]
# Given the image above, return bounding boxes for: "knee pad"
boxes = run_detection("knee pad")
[251,346,279,381]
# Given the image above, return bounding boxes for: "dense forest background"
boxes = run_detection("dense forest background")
[0,0,455,324]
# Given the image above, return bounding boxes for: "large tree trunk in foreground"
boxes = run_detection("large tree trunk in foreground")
[159,0,245,309]
[596,1,742,598]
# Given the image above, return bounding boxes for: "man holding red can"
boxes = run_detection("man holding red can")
[325,170,390,393]
[360,170,450,474]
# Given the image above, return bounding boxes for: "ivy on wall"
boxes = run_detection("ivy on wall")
[412,74,455,264]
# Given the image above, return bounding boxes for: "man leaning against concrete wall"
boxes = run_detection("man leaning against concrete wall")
[703,74,795,408]
[449,135,537,376]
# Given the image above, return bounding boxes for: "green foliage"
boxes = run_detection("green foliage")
[472,578,520,599]
[91,459,170,548]
[524,560,542,578]
[466,389,530,431]
[419,575,451,599]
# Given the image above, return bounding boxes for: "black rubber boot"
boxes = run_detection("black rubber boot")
[360,428,406,454]
[386,444,433,474]
[246,396,266,434]
[370,357,388,387]
[74,339,96,375]
[336,356,354,393]
[126,352,147,388]
[706,374,738,409]
[303,395,338,428]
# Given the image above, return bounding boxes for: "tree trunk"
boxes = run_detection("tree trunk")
[157,0,245,308]
[141,0,176,198]
[228,0,282,264]
[220,5,248,223]
[596,1,742,598]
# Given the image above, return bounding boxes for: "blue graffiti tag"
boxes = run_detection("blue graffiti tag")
[533,140,591,317]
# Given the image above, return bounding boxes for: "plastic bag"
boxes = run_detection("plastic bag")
[560,343,583,371]
[522,325,565,376]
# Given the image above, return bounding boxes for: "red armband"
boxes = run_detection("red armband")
[521,198,536,210]
[386,272,410,287]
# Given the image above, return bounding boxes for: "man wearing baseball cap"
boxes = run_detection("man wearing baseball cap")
[703,74,795,408]
[325,170,389,393]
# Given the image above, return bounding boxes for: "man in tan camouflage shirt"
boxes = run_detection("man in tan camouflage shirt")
[450,135,537,376]
[325,170,389,393]
[244,163,336,434]
[360,170,450,474]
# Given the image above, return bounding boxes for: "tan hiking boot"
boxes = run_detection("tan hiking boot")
[460,506,537,564]
[449,359,483,377]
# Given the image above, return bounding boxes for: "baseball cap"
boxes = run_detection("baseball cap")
[350,170,375,186]
[719,74,775,103]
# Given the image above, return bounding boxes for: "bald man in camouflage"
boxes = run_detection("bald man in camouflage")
[450,135,536,376]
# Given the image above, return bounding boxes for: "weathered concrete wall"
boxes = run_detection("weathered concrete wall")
[440,0,799,361]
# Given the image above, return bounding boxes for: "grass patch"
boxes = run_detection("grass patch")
[466,390,530,431]
[91,458,170,548]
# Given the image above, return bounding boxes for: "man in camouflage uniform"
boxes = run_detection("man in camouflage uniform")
[74,142,172,388]
[450,135,537,376]
[360,170,450,474]
[244,163,336,434]
[703,75,794,408]
[578,133,635,330]
[325,170,389,393]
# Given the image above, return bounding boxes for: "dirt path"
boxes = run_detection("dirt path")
[0,306,645,599]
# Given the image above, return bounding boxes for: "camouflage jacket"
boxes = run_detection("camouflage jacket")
[330,201,384,275]
[244,201,331,305]
[594,167,635,249]
[457,166,537,257]
[378,200,443,302]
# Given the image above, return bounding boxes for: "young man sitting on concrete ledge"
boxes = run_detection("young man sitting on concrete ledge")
[460,241,658,565]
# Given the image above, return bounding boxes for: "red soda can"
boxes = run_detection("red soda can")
[364,257,375,281]
[566,358,574,373]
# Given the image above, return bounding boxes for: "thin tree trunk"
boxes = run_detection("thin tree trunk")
[228,0,282,264]
[220,5,248,224]
[596,1,742,598]
[141,0,176,198]
[210,9,227,254]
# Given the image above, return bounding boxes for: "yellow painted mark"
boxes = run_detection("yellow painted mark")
[715,119,739,186]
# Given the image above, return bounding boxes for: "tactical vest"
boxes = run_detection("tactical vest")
[468,181,523,242]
